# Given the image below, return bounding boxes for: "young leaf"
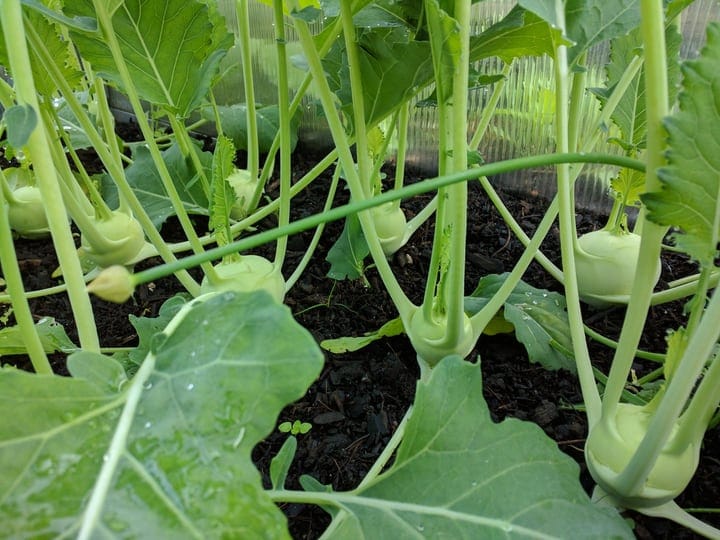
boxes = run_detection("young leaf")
[321,317,404,354]
[643,23,720,268]
[0,316,76,357]
[126,294,189,369]
[209,135,236,248]
[465,274,575,371]
[64,0,233,117]
[100,141,210,229]
[322,357,633,538]
[0,290,324,538]
[270,436,298,490]
[2,104,37,149]
[326,214,370,281]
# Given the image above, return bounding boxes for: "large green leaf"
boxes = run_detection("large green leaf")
[320,357,633,538]
[643,23,720,268]
[465,274,575,371]
[64,0,233,117]
[101,141,211,230]
[0,290,324,538]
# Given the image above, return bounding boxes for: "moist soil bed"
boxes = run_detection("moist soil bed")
[4,145,719,539]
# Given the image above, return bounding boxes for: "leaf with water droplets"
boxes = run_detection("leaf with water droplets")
[0,291,323,538]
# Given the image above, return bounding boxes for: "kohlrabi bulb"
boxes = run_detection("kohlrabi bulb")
[227,169,258,220]
[585,403,700,508]
[371,202,407,256]
[575,230,661,306]
[407,308,476,367]
[80,211,146,268]
[7,185,50,238]
[200,255,285,303]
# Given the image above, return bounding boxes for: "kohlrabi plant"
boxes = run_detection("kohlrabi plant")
[2,0,719,538]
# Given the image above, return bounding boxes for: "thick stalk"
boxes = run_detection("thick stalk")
[91,0,213,280]
[235,0,259,190]
[552,0,601,425]
[293,18,415,319]
[601,0,670,418]
[1,0,99,351]
[272,0,291,269]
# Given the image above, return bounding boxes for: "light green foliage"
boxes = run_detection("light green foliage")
[101,142,210,229]
[322,357,633,538]
[0,316,75,356]
[64,0,233,117]
[321,317,404,354]
[200,256,285,303]
[80,211,146,268]
[643,23,720,269]
[466,274,575,371]
[278,420,312,435]
[0,291,323,538]
[209,135,236,245]
[326,214,369,281]
[574,230,661,306]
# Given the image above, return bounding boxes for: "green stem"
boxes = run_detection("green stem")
[0,170,52,373]
[235,0,259,189]
[614,285,720,495]
[552,0,601,426]
[1,0,99,351]
[272,0,291,270]
[392,102,410,201]
[601,0,670,420]
[124,153,644,290]
[293,17,415,320]
[91,0,213,281]
[23,14,200,295]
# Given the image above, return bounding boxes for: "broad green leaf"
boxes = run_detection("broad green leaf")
[204,104,299,154]
[0,1,83,98]
[0,316,76,356]
[593,24,681,151]
[643,23,720,268]
[565,0,640,65]
[0,290,324,538]
[469,6,561,63]
[323,357,633,538]
[465,274,575,371]
[21,0,97,31]
[3,104,37,149]
[209,135,236,248]
[65,0,233,117]
[610,166,646,207]
[326,214,370,281]
[101,141,210,230]
[323,26,434,130]
[321,317,404,354]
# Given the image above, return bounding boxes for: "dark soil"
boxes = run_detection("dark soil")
[2,143,718,539]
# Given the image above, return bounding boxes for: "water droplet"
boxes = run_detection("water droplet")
[201,320,209,326]
[471,481,478,487]
[190,351,197,358]
[102,453,110,462]
[106,517,128,532]
[521,315,530,321]
[143,382,153,390]
[186,383,195,391]
[531,300,538,305]
[144,421,152,429]
[417,524,425,532]
[524,291,532,297]
[542,293,548,297]
[503,524,514,532]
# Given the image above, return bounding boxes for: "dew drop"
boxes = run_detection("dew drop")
[417,525,425,532]
[186,383,195,391]
[542,292,548,297]
[471,481,478,487]
[531,300,538,305]
[143,382,153,390]
[102,453,110,462]
[144,421,152,429]
[190,351,197,358]
[201,319,209,327]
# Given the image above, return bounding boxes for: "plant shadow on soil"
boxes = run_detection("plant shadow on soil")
[3,144,719,539]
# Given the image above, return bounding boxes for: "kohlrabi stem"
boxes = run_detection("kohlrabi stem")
[23,16,200,295]
[91,0,214,280]
[614,284,720,496]
[1,0,100,352]
[293,17,415,319]
[124,153,643,293]
[469,62,513,151]
[552,0,601,426]
[236,0,259,190]
[601,0,670,419]
[0,172,52,373]
[284,164,341,291]
[272,0,291,270]
[166,114,210,197]
[392,102,410,203]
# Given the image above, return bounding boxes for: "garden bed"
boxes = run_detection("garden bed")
[6,145,719,539]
